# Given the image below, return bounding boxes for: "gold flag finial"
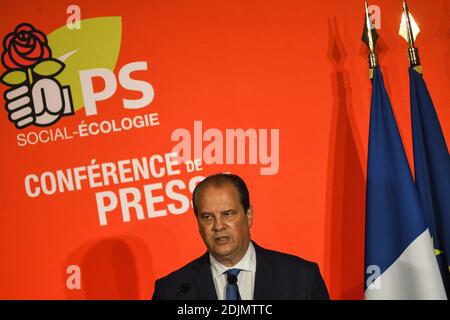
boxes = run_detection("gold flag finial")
[399,0,422,73]
[362,0,379,79]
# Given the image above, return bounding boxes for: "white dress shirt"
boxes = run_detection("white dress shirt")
[209,242,256,300]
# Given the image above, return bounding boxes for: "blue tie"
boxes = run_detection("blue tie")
[225,268,241,300]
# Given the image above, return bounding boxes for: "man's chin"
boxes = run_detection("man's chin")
[211,247,234,260]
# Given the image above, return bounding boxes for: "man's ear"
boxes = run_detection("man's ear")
[246,205,254,228]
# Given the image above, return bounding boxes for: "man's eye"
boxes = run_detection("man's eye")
[202,215,212,222]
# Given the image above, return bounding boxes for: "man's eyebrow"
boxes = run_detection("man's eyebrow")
[221,209,237,214]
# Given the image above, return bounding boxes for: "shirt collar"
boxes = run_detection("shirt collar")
[209,242,256,279]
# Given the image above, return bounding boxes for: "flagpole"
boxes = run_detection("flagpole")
[399,0,422,73]
[363,0,378,79]
[403,0,415,48]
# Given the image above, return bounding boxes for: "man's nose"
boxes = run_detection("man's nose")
[212,216,225,231]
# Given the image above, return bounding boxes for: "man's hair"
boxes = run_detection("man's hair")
[192,173,250,216]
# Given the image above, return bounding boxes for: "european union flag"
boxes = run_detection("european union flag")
[410,67,450,296]
[364,67,446,299]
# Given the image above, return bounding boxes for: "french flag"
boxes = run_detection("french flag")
[364,67,446,299]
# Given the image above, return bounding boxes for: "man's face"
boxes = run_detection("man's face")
[196,183,253,267]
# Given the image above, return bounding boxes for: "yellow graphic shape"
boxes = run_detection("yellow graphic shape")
[48,17,122,111]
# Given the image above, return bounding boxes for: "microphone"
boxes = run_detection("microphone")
[226,274,238,285]
[176,282,191,299]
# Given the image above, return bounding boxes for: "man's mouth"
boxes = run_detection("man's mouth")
[214,236,230,244]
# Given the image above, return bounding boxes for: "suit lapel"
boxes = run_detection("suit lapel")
[253,242,276,299]
[192,252,218,300]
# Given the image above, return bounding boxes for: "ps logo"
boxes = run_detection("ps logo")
[1,23,74,129]
[5,79,74,129]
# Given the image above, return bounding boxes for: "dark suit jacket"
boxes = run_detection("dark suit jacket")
[152,242,329,300]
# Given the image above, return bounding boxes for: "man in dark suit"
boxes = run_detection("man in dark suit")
[152,173,329,300]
